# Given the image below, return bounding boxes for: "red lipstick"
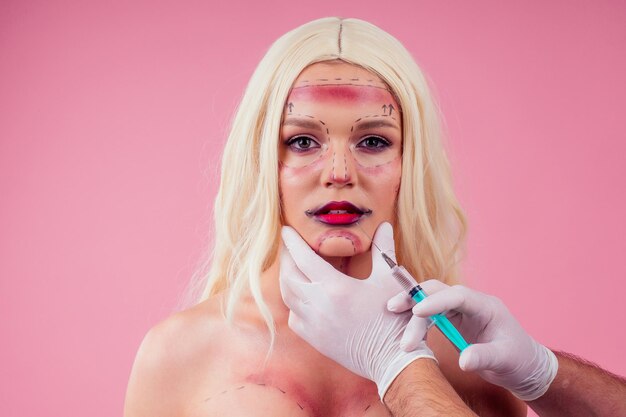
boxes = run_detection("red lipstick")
[306,201,372,226]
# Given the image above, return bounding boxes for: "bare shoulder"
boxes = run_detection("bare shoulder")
[123,296,226,417]
[429,329,528,417]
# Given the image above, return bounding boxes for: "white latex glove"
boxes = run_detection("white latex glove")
[280,222,436,400]
[388,280,558,401]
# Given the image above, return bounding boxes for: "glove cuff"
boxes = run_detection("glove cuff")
[510,345,559,401]
[377,353,438,400]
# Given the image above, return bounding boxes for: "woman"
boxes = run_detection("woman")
[124,17,527,416]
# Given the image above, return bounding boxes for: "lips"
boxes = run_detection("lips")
[306,201,372,225]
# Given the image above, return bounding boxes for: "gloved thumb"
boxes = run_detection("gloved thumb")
[372,222,395,254]
[459,343,499,372]
[370,222,397,275]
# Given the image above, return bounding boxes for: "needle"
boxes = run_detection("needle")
[355,222,383,254]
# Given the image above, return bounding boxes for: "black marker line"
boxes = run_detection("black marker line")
[291,83,391,92]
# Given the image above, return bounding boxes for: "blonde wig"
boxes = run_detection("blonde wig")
[185,17,468,346]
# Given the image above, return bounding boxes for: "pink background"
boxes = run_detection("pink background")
[1,1,625,416]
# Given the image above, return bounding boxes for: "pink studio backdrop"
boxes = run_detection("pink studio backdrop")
[1,1,624,416]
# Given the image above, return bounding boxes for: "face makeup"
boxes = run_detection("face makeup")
[279,61,402,276]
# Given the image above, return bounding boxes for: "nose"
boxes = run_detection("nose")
[322,143,356,188]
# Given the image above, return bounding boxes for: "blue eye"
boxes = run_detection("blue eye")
[286,135,321,152]
[357,135,391,151]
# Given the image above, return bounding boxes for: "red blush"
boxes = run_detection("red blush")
[288,85,392,104]
[244,372,322,417]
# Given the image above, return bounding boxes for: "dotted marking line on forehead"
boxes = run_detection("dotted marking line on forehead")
[293,78,390,91]
[292,83,391,92]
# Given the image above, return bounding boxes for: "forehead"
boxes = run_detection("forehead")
[287,61,397,105]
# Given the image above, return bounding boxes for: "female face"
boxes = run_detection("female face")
[279,61,402,262]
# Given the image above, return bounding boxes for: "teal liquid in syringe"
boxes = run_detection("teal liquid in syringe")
[381,252,470,352]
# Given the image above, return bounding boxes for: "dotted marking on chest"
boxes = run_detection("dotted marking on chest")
[203,383,376,416]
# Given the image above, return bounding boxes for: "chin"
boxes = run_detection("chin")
[315,233,365,257]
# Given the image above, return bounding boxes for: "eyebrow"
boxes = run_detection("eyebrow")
[354,119,400,132]
[281,118,323,131]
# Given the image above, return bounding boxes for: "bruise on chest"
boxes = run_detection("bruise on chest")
[240,366,390,417]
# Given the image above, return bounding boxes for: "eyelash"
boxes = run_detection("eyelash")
[285,135,320,152]
[284,134,392,153]
[356,135,391,151]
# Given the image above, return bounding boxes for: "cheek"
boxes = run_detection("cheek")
[279,156,325,180]
[357,157,401,192]
[278,159,325,220]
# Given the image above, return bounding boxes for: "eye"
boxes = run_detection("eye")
[285,135,321,152]
[356,135,391,151]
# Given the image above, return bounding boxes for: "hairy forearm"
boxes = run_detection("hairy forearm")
[384,359,478,417]
[528,350,626,417]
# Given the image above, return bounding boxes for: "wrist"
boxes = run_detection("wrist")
[384,358,478,416]
[510,344,559,401]
[377,350,437,400]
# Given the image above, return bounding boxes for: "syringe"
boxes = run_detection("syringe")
[381,252,470,352]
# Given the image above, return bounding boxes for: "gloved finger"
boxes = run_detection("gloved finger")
[281,226,340,282]
[287,311,308,337]
[280,245,311,284]
[370,222,397,268]
[372,222,395,253]
[412,285,483,317]
[387,291,415,312]
[280,279,312,319]
[417,279,450,295]
[400,315,430,351]
[280,249,313,309]
[458,343,500,372]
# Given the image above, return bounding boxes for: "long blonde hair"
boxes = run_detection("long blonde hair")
[183,17,467,347]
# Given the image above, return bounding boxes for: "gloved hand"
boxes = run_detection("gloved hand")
[280,222,436,400]
[387,280,559,401]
